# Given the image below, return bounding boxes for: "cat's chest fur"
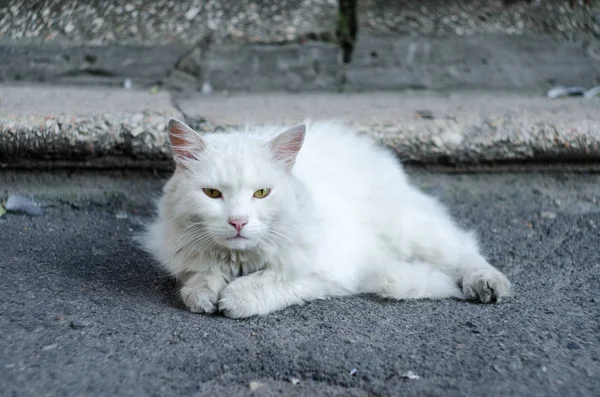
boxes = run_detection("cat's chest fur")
[210,249,266,278]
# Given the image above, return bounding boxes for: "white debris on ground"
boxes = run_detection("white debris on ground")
[5,194,43,216]
[547,85,600,99]
[248,381,264,391]
[541,211,557,219]
[401,371,421,380]
[584,86,600,98]
[115,211,128,220]
[201,81,213,94]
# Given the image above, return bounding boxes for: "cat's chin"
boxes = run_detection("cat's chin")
[220,236,256,251]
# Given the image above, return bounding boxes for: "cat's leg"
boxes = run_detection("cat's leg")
[395,195,511,303]
[217,270,347,318]
[410,226,511,303]
[179,269,228,314]
[370,261,464,300]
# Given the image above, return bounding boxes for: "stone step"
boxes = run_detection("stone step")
[1,1,598,91]
[1,85,599,168]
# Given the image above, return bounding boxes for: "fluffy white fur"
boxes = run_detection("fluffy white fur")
[140,119,511,318]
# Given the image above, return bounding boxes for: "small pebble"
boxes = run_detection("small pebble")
[41,344,58,351]
[185,7,200,21]
[401,370,420,380]
[540,211,557,219]
[201,81,213,94]
[249,381,264,391]
[63,22,74,34]
[69,321,85,330]
[415,110,434,120]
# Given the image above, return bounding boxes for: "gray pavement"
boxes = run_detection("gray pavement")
[1,170,599,396]
[2,86,600,168]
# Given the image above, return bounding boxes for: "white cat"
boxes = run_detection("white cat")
[140,119,511,318]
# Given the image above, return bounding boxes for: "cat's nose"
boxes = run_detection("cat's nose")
[228,218,248,232]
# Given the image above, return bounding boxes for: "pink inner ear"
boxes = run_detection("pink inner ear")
[270,124,306,169]
[168,119,204,161]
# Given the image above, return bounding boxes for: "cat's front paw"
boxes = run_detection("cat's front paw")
[218,278,264,319]
[462,269,511,303]
[180,286,219,314]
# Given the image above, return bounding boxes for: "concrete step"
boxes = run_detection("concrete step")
[2,1,599,92]
[1,84,599,168]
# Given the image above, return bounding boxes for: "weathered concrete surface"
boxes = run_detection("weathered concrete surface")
[0,85,181,168]
[347,0,600,90]
[0,40,341,91]
[0,0,339,89]
[0,41,189,87]
[358,0,600,36]
[346,34,600,90]
[1,0,599,91]
[0,0,338,44]
[182,42,342,93]
[177,91,600,164]
[1,170,599,396]
[2,87,600,167]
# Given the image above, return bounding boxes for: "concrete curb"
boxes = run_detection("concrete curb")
[1,86,599,168]
[177,92,600,165]
[0,85,181,168]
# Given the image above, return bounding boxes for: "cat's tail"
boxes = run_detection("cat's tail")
[366,261,464,300]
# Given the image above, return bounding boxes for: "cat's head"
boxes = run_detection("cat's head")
[166,119,306,251]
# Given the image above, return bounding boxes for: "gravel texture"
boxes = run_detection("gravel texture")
[358,0,600,37]
[0,0,338,44]
[1,170,599,396]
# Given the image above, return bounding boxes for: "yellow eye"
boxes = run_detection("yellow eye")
[202,188,222,199]
[253,188,271,199]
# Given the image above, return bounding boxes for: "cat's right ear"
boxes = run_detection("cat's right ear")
[269,124,306,170]
[168,119,205,165]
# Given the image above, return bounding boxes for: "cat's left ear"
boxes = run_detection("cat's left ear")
[269,124,306,170]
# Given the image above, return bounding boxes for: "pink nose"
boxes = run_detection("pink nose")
[228,218,248,232]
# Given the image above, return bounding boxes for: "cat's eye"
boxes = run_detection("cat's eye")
[202,188,222,199]
[253,188,271,199]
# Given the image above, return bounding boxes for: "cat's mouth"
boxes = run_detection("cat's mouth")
[222,234,254,250]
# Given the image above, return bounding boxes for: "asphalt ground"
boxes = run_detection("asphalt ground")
[1,170,599,396]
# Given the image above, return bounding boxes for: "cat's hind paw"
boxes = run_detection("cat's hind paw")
[462,269,511,303]
[180,286,219,314]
